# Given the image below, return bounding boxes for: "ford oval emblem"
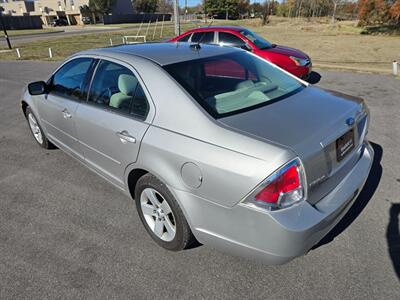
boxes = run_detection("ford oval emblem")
[346,117,355,126]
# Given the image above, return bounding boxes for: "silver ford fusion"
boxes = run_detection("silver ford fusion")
[22,43,373,264]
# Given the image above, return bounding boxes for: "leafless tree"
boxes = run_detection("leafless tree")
[331,0,343,22]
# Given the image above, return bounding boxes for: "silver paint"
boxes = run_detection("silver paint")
[22,43,374,264]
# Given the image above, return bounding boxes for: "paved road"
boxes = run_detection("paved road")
[0,61,399,299]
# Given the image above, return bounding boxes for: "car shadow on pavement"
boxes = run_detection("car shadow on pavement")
[387,202,400,281]
[312,142,383,250]
[306,71,322,84]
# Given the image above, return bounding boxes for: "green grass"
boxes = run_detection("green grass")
[89,22,170,28]
[5,28,63,37]
[0,23,197,61]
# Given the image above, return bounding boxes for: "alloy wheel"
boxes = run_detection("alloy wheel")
[140,187,176,242]
[28,113,43,144]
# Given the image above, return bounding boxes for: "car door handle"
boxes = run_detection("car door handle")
[116,130,136,144]
[62,108,72,119]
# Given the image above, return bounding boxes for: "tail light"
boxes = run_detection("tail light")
[242,158,307,211]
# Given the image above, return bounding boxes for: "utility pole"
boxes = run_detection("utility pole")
[173,0,180,36]
[184,0,187,21]
[204,0,207,23]
[331,0,338,23]
[0,10,12,49]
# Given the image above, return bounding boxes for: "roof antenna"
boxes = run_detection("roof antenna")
[190,20,214,51]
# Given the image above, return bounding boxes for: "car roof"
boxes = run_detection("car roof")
[80,42,239,66]
[188,26,244,32]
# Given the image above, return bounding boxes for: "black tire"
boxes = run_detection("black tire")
[25,107,55,149]
[135,173,197,251]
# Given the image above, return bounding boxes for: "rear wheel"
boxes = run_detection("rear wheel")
[26,107,55,149]
[135,173,196,251]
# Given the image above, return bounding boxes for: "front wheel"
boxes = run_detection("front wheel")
[25,107,55,149]
[135,173,197,251]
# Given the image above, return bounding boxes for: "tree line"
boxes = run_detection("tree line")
[201,0,400,26]
[82,0,400,26]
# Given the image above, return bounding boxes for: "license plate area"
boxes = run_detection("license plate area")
[336,129,355,162]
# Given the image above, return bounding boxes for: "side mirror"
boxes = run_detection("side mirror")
[28,81,47,96]
[240,44,252,52]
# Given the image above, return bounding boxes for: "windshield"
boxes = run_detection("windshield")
[240,29,273,50]
[163,51,304,118]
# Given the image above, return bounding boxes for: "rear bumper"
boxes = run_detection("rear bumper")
[174,142,374,264]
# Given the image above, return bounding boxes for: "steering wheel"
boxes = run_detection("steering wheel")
[97,88,113,104]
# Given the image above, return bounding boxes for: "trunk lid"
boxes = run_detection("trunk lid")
[219,86,368,205]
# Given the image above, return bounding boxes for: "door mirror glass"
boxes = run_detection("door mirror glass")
[28,81,47,95]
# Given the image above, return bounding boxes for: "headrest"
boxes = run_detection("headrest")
[118,74,138,95]
[236,80,254,90]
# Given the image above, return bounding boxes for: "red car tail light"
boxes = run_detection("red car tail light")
[242,158,307,211]
[255,165,300,203]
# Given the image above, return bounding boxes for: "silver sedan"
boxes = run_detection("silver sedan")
[21,43,373,264]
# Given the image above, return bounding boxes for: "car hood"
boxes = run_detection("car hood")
[218,86,367,204]
[264,45,308,59]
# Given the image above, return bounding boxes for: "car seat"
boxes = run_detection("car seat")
[109,74,138,110]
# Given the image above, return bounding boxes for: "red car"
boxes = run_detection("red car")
[170,26,312,79]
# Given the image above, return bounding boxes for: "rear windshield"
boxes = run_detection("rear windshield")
[163,51,304,118]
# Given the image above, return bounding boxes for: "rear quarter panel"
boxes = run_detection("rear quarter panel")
[132,125,293,208]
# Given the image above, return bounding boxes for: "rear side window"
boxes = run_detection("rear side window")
[191,32,215,44]
[88,60,149,119]
[50,57,93,101]
[177,34,191,42]
[131,85,149,119]
[219,32,246,48]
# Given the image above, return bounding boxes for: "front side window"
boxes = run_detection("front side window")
[191,32,215,44]
[51,57,93,101]
[88,60,149,119]
[218,32,246,48]
[163,52,304,118]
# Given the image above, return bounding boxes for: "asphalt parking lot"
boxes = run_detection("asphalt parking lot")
[0,61,399,299]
